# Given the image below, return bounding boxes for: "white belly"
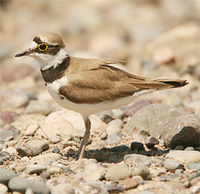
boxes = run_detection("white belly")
[46,84,154,116]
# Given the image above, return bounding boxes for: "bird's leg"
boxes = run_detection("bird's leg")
[78,116,91,160]
[72,116,91,160]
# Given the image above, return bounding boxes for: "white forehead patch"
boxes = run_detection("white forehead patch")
[29,41,38,49]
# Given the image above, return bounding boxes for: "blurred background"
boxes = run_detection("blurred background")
[0,0,200,112]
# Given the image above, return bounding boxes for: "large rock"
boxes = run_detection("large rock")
[161,114,200,148]
[123,104,182,137]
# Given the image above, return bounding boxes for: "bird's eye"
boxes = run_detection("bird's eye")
[38,43,48,51]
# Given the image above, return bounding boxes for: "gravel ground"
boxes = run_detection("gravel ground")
[0,1,200,194]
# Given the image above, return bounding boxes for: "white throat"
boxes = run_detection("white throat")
[29,42,68,70]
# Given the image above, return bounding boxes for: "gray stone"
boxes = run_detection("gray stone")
[0,128,19,143]
[188,172,200,181]
[26,164,47,174]
[124,154,153,167]
[8,177,50,194]
[105,162,131,181]
[165,151,200,165]
[163,159,184,172]
[27,140,49,151]
[105,134,121,144]
[161,114,200,148]
[16,145,42,157]
[124,104,182,137]
[25,100,51,115]
[25,124,39,136]
[0,168,17,185]
[131,164,150,178]
[188,163,200,171]
[185,146,195,151]
[145,136,159,149]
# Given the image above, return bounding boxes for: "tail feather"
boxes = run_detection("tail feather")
[154,79,188,89]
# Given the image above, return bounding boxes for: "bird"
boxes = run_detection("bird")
[15,32,188,160]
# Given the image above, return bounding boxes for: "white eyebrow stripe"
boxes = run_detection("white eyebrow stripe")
[30,41,38,49]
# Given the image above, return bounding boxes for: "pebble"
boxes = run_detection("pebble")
[145,136,159,149]
[0,183,8,194]
[188,163,200,171]
[51,183,75,194]
[8,177,50,194]
[30,153,61,165]
[15,165,26,172]
[124,104,182,137]
[25,100,52,115]
[48,166,61,174]
[106,124,121,135]
[28,139,49,151]
[0,168,17,185]
[16,145,43,157]
[0,91,29,108]
[110,108,124,118]
[24,124,39,136]
[57,128,74,143]
[0,111,20,124]
[188,172,200,181]
[83,163,105,181]
[163,159,184,172]
[131,164,150,178]
[190,177,200,186]
[130,142,145,151]
[41,171,51,180]
[161,113,200,148]
[105,134,121,144]
[185,146,195,151]
[0,128,19,143]
[165,151,200,165]
[2,147,17,155]
[123,177,138,190]
[175,145,184,150]
[26,164,47,174]
[105,162,131,181]
[124,154,153,167]
[123,100,152,117]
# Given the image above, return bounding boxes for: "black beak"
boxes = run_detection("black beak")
[15,49,31,57]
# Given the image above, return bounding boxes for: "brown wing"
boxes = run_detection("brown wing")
[59,60,188,104]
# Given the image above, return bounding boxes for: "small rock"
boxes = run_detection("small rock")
[57,128,74,143]
[188,172,200,181]
[185,146,195,151]
[28,140,49,151]
[163,159,184,172]
[30,153,61,165]
[0,91,29,108]
[41,171,51,180]
[16,145,42,157]
[0,183,8,194]
[0,168,17,185]
[161,114,200,148]
[26,164,47,174]
[0,128,19,142]
[145,137,159,149]
[106,185,124,193]
[123,177,138,190]
[105,134,121,144]
[15,165,26,172]
[130,142,145,151]
[25,100,51,115]
[188,163,200,171]
[83,163,105,181]
[105,162,131,181]
[100,114,113,124]
[2,147,17,155]
[52,148,60,153]
[175,145,184,150]
[123,100,152,117]
[24,124,39,136]
[110,108,124,118]
[153,48,175,65]
[100,132,107,140]
[8,177,50,194]
[190,177,200,186]
[51,183,75,194]
[165,151,200,165]
[131,164,150,178]
[0,111,20,124]
[124,154,153,167]
[106,124,121,135]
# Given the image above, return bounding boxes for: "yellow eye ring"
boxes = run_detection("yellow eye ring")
[38,43,48,51]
